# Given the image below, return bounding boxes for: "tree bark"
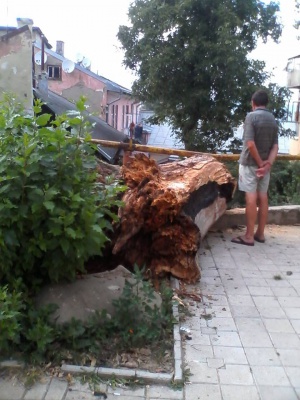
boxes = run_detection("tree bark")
[102,153,236,283]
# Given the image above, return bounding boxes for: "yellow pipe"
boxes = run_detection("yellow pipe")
[90,139,300,161]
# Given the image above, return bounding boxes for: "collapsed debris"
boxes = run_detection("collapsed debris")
[97,153,236,283]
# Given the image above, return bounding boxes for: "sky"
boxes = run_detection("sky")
[0,0,299,92]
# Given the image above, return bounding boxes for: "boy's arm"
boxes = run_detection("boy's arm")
[265,144,279,167]
[246,140,264,167]
[256,143,279,177]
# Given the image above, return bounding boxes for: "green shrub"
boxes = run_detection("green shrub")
[0,285,25,354]
[268,160,300,205]
[111,265,175,347]
[225,160,300,208]
[0,95,125,293]
[0,269,175,365]
[20,303,59,363]
[223,161,244,208]
[52,267,176,362]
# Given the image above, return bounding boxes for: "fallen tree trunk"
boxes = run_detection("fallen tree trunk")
[103,153,236,283]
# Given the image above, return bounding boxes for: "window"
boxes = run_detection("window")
[47,65,61,80]
[115,105,118,130]
[111,105,115,126]
[126,105,129,128]
[110,105,119,129]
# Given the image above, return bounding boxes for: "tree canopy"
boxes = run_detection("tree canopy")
[118,0,292,152]
[295,0,300,36]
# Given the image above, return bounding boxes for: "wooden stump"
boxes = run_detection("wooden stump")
[100,153,236,283]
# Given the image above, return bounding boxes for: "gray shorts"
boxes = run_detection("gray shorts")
[238,164,270,193]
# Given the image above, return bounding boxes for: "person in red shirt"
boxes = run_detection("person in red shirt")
[129,121,135,138]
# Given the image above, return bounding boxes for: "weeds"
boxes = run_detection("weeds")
[0,266,176,372]
[79,372,145,392]
[111,265,176,348]
[23,367,45,389]
[171,364,192,389]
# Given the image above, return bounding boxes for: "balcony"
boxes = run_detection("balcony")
[286,55,300,89]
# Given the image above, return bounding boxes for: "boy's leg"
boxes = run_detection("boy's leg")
[255,191,268,241]
[245,191,258,242]
[255,171,270,241]
[232,165,257,245]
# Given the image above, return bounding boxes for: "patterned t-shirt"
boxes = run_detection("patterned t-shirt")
[239,108,278,166]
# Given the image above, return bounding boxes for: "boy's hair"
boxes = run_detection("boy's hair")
[252,90,269,106]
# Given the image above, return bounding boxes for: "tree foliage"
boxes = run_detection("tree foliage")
[118,0,292,151]
[295,0,300,33]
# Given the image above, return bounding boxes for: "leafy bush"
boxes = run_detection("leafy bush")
[0,289,60,362]
[20,303,59,362]
[268,161,300,205]
[0,95,125,293]
[225,160,300,208]
[0,285,25,353]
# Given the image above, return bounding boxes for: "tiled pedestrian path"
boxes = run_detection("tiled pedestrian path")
[0,224,299,399]
[183,224,300,400]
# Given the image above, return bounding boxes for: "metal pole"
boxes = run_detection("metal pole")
[90,139,300,161]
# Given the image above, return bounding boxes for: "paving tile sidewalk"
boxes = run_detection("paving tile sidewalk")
[183,224,300,400]
[1,224,299,399]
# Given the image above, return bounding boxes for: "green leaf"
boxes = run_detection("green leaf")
[4,230,19,246]
[33,103,42,114]
[65,227,77,239]
[60,239,70,255]
[75,97,87,112]
[68,117,82,126]
[43,201,55,212]
[44,187,59,201]
[36,114,51,126]
[71,193,84,202]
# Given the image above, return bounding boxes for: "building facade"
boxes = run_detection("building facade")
[0,19,139,135]
[286,55,300,155]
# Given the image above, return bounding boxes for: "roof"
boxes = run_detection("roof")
[1,24,131,93]
[34,43,132,94]
[0,25,52,48]
[34,88,128,163]
[288,55,300,61]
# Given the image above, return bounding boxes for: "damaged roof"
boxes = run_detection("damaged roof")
[34,88,128,164]
[0,25,52,48]
[1,25,130,94]
[34,43,131,94]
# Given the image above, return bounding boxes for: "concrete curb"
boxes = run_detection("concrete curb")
[211,205,300,231]
[60,364,173,384]
[172,278,183,384]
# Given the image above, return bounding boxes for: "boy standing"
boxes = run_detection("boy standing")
[232,90,278,246]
